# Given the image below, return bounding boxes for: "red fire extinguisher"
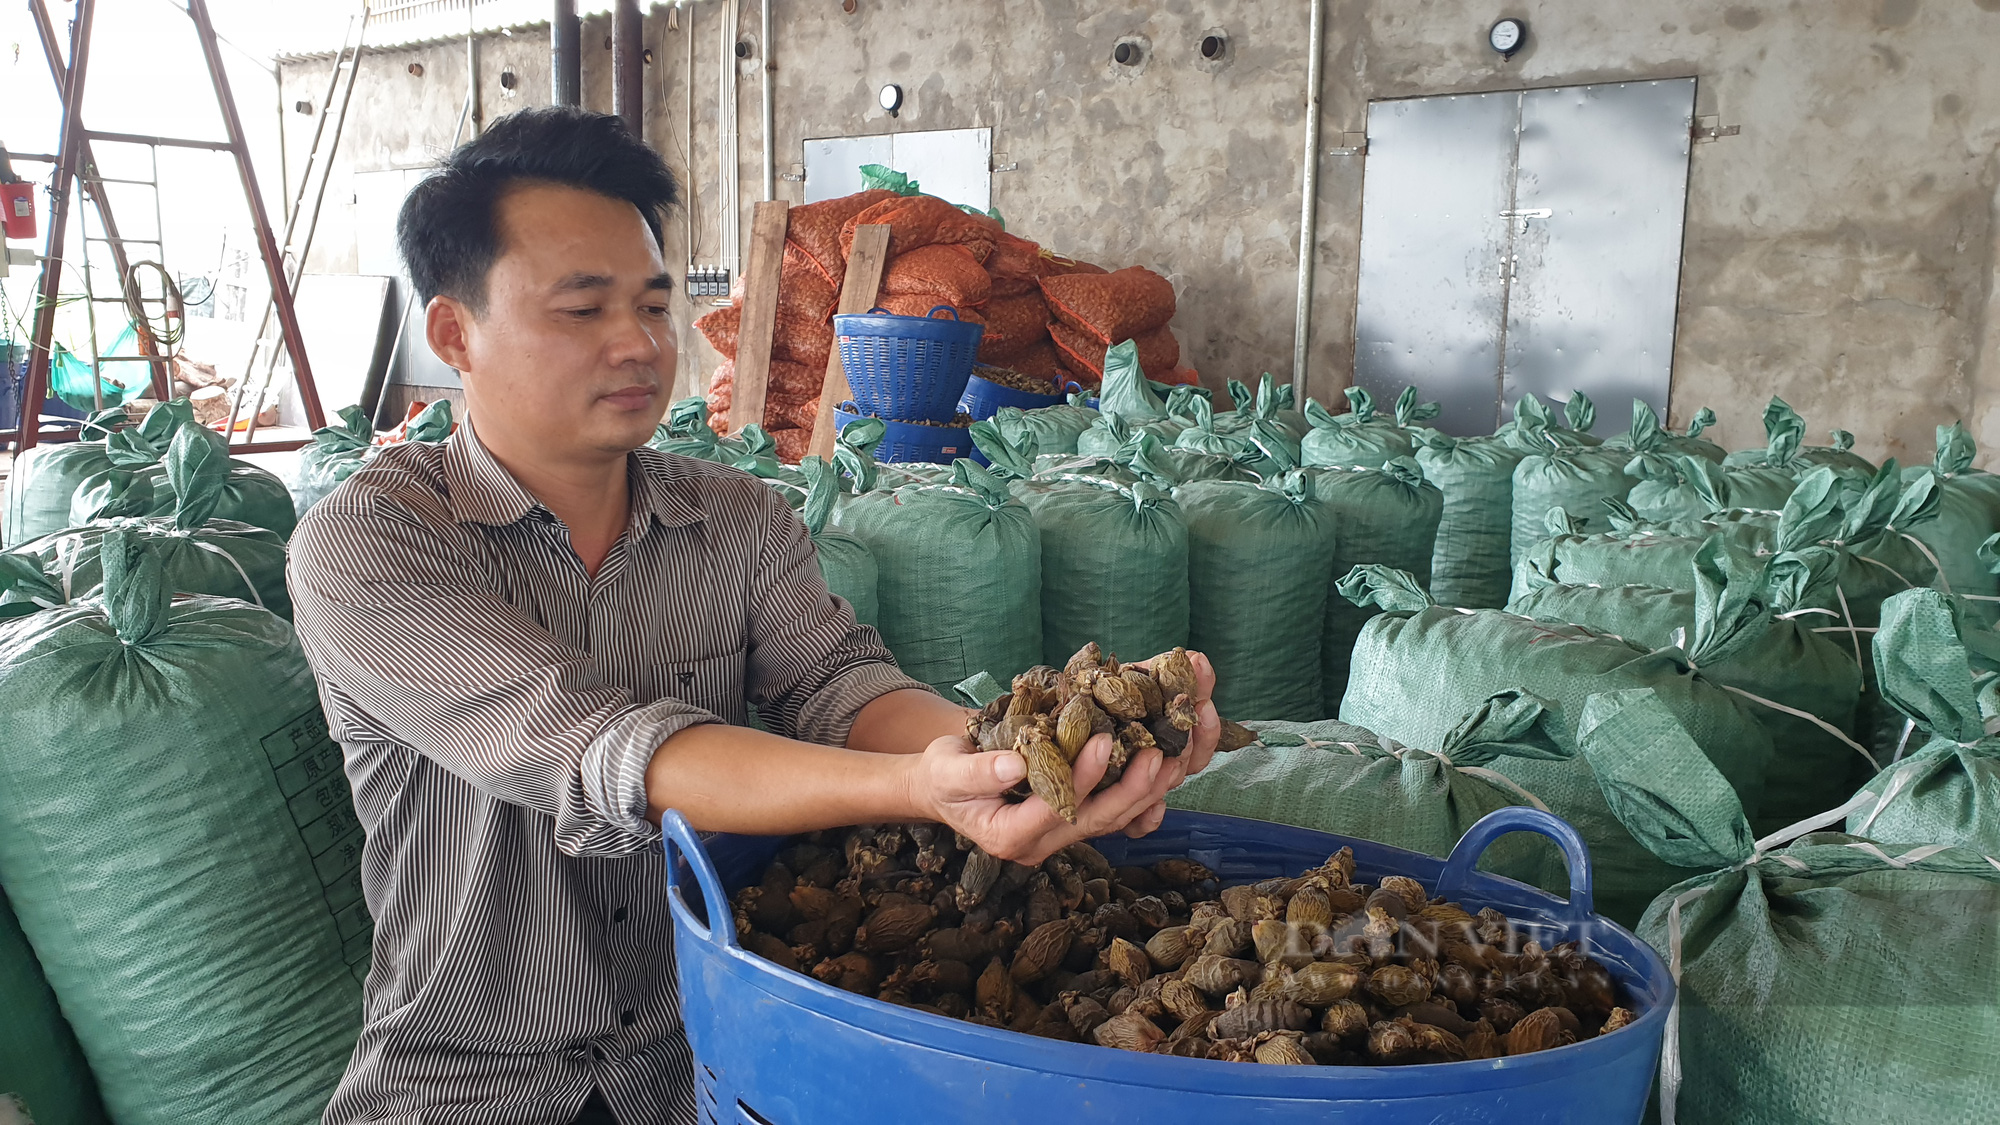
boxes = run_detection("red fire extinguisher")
[0,146,36,241]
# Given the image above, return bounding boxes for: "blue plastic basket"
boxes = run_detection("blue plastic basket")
[833,402,972,464]
[958,368,1077,422]
[664,806,1673,1125]
[834,306,984,423]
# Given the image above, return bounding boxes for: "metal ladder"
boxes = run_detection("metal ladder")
[76,142,175,410]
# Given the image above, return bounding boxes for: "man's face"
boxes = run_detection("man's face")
[430,181,676,460]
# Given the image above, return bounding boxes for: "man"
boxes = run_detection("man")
[288,105,1222,1125]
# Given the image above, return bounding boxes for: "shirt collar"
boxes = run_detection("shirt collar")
[442,422,705,531]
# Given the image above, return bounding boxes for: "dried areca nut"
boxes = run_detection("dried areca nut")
[789,885,838,921]
[977,692,1013,725]
[1007,994,1045,1034]
[1278,924,1320,970]
[1011,919,1077,984]
[1183,954,1261,997]
[1504,1007,1577,1056]
[1014,664,1061,696]
[744,931,800,972]
[1419,902,1475,929]
[1212,996,1312,1040]
[1065,641,1105,677]
[1105,937,1152,987]
[1146,713,1191,758]
[1366,965,1432,1009]
[922,927,997,965]
[1063,993,1112,1038]
[975,720,1010,754]
[1360,907,1401,961]
[956,847,1004,910]
[1054,693,1104,764]
[1565,959,1619,1016]
[1436,962,1481,1009]
[1247,967,1291,1005]
[1321,999,1371,1041]
[1479,996,1526,1033]
[1027,1003,1081,1042]
[1092,672,1150,721]
[1061,841,1113,884]
[1363,887,1410,922]
[1601,1006,1636,1034]
[1287,885,1335,930]
[1092,901,1139,940]
[909,958,973,996]
[976,957,1017,1021]
[1463,1020,1502,1060]
[1159,978,1211,1023]
[1065,925,1107,974]
[1118,721,1159,760]
[1400,1000,1474,1037]
[1024,882,1064,934]
[1162,1035,1217,1059]
[967,713,991,745]
[1377,875,1430,916]
[1215,719,1258,753]
[1152,858,1214,887]
[1286,961,1363,1007]
[1161,693,1199,732]
[1202,918,1254,959]
[1252,920,1288,966]
[1129,895,1171,931]
[1219,885,1262,924]
[1301,1031,1347,1064]
[1252,1030,1316,1066]
[1366,1017,1421,1063]
[812,951,883,995]
[1093,1010,1166,1053]
[1169,1010,1222,1046]
[1475,907,1512,947]
[1120,667,1165,717]
[1080,877,1112,913]
[855,902,936,954]
[1151,647,1199,702]
[1017,731,1078,823]
[1410,1020,1467,1061]
[1143,925,1198,970]
[1045,854,1088,910]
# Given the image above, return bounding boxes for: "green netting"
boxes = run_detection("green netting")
[0,531,367,1124]
[797,457,879,629]
[0,886,108,1125]
[1175,471,1340,720]
[1338,568,1772,926]
[1167,692,1571,892]
[1414,430,1529,609]
[1312,459,1443,715]
[1508,541,1867,835]
[836,459,1042,692]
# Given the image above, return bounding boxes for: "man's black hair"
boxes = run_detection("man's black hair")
[396,106,678,311]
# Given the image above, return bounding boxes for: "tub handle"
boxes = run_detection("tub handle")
[1435,807,1596,927]
[663,809,739,951]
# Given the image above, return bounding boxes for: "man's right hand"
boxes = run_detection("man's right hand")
[906,731,1181,865]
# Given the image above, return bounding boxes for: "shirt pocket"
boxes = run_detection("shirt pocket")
[659,648,748,727]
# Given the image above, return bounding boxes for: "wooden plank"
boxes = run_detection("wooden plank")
[806,223,892,459]
[727,199,792,434]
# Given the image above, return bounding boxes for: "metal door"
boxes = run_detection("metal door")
[1352,79,1695,437]
[1352,91,1519,437]
[1501,80,1696,431]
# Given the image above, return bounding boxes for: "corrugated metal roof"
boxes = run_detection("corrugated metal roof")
[277,0,650,58]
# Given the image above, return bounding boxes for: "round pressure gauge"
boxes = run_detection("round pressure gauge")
[1489,18,1526,57]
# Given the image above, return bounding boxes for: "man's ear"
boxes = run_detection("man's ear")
[425,295,475,373]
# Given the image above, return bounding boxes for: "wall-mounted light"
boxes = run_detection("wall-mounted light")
[879,83,903,118]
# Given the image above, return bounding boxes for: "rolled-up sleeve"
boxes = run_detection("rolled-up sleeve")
[289,494,717,857]
[740,485,935,746]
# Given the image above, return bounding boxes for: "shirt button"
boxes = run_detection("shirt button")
[620,1010,637,1027]
[612,906,628,923]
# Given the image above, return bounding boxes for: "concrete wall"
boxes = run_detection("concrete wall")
[283,0,2000,466]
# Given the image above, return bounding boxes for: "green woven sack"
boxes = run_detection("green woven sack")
[1496,392,1603,447]
[1509,540,1869,835]
[0,531,367,1124]
[797,456,879,629]
[1176,471,1340,721]
[837,459,1042,692]
[1846,588,2000,852]
[993,395,1098,457]
[1,887,108,1125]
[1414,430,1530,608]
[1313,458,1443,715]
[2,406,166,548]
[1167,692,1571,892]
[1904,422,2000,604]
[1301,387,1418,469]
[4,426,293,620]
[1619,718,2000,1125]
[1510,443,1636,566]
[1723,396,1875,476]
[1120,429,1257,485]
[973,421,1190,668]
[1601,401,1725,465]
[1214,375,1310,447]
[1338,567,1773,925]
[70,424,298,542]
[288,404,376,514]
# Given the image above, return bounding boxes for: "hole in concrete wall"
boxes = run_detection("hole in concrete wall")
[1200,34,1225,60]
[407,62,424,77]
[293,99,314,115]
[1113,41,1141,66]
[735,39,753,59]
[499,70,517,90]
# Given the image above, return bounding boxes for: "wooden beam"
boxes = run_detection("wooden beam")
[806,223,892,459]
[727,199,792,434]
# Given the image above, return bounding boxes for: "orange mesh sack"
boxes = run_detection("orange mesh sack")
[1040,267,1176,346]
[696,304,741,361]
[874,295,986,328]
[705,361,734,432]
[786,189,898,288]
[1050,321,1181,380]
[985,232,1043,297]
[840,194,1000,262]
[771,428,812,465]
[765,385,821,433]
[766,358,822,400]
[1032,251,1109,279]
[882,244,993,308]
[977,293,1051,362]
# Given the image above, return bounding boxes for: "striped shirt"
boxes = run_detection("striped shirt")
[287,424,929,1125]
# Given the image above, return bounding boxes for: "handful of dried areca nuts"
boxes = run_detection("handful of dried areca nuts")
[967,643,1258,823]
[733,824,1636,1068]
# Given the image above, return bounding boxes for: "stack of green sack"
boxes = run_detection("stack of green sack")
[991,394,1098,458]
[1336,564,1772,925]
[1214,373,1310,449]
[795,456,879,629]
[1600,683,2000,1125]
[972,421,1189,668]
[1905,422,2000,609]
[650,396,806,492]
[1301,385,1438,470]
[1509,536,1868,835]
[1414,424,1536,609]
[287,400,454,515]
[0,531,366,1124]
[1313,457,1443,715]
[2,885,107,1125]
[1508,394,1640,565]
[3,425,294,620]
[1075,343,1198,456]
[1600,400,1724,464]
[1168,690,1570,893]
[1723,395,1875,476]
[2,407,126,549]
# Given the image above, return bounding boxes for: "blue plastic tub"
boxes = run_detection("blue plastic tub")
[958,368,1076,421]
[663,806,1673,1124]
[832,403,972,464]
[834,306,984,423]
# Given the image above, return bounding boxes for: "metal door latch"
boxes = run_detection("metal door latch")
[1693,117,1740,142]
[1500,208,1552,219]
